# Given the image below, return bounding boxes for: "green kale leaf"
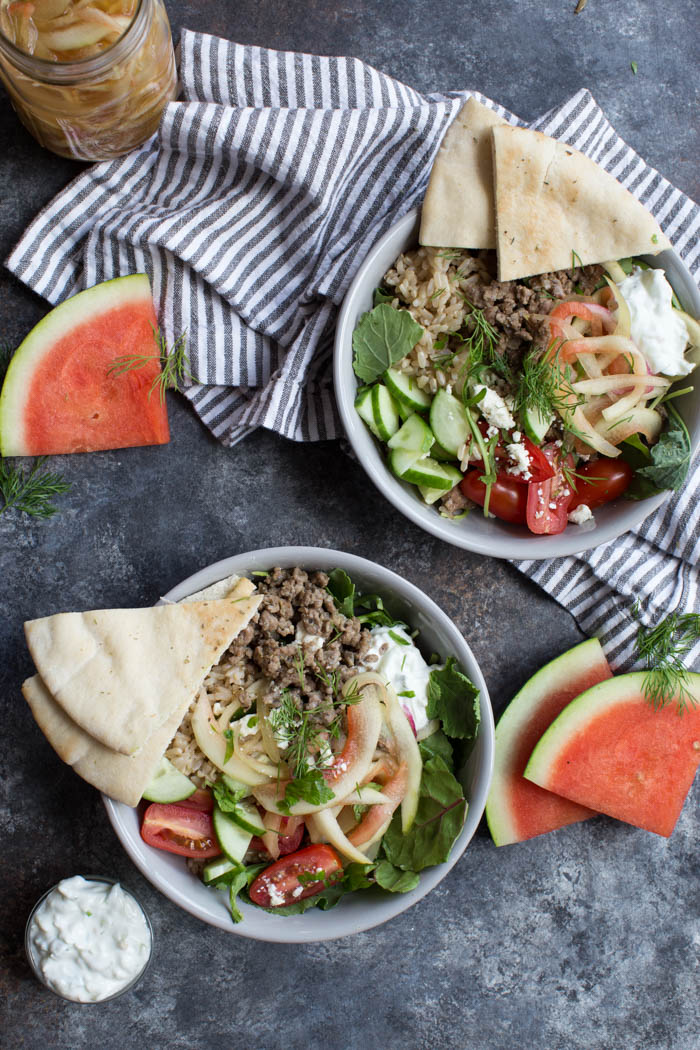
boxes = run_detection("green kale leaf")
[381,755,467,871]
[352,304,424,384]
[426,658,480,750]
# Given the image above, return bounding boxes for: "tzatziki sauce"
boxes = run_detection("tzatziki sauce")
[27,876,151,1003]
[360,624,438,734]
[618,267,692,376]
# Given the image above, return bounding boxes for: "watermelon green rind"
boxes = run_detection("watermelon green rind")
[0,274,158,457]
[485,637,610,846]
[524,672,700,838]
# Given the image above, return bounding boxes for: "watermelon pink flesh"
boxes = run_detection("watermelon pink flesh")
[0,274,169,456]
[485,637,613,846]
[524,672,700,838]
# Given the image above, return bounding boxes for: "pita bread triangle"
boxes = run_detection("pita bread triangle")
[420,97,507,250]
[24,583,261,756]
[22,674,189,807]
[491,124,671,281]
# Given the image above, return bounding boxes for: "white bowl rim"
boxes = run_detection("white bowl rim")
[102,546,495,944]
[333,207,700,559]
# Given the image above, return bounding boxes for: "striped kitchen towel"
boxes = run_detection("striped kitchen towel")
[6,30,700,669]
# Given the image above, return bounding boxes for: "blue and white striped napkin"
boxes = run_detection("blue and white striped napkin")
[6,30,700,669]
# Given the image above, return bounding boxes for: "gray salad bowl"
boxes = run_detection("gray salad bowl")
[103,546,495,944]
[333,207,700,559]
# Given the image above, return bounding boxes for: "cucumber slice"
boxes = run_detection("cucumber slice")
[203,856,240,884]
[418,465,464,503]
[387,412,434,453]
[355,386,380,438]
[429,389,470,457]
[212,805,253,865]
[228,799,267,836]
[389,446,422,479]
[142,757,196,804]
[222,774,253,798]
[521,404,554,445]
[384,367,432,413]
[401,456,456,489]
[371,384,400,441]
[430,439,458,462]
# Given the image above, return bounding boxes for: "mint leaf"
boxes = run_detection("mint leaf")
[632,405,691,494]
[418,729,454,770]
[382,755,466,871]
[374,860,420,893]
[352,304,424,384]
[278,769,334,814]
[427,658,480,750]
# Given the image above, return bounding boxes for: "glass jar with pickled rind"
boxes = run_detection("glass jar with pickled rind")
[0,0,177,161]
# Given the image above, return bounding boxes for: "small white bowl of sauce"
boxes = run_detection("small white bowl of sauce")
[25,875,152,1004]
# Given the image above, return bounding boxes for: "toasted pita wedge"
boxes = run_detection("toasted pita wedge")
[492,125,670,280]
[420,97,507,249]
[24,590,261,756]
[22,675,189,807]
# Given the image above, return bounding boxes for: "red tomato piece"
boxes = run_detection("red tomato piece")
[140,802,220,858]
[278,817,305,856]
[178,788,214,812]
[248,844,343,907]
[526,445,573,535]
[470,425,554,485]
[460,470,528,524]
[568,458,633,510]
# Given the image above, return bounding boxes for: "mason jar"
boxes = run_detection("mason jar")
[0,0,177,161]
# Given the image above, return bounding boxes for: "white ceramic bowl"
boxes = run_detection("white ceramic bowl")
[103,547,495,943]
[334,208,700,559]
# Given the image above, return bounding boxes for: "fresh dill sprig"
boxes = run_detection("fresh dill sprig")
[514,342,584,424]
[0,457,71,519]
[635,607,700,714]
[107,328,191,404]
[571,249,583,275]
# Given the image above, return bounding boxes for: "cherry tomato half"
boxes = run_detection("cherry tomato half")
[525,444,573,535]
[141,802,221,858]
[178,788,214,812]
[248,844,343,907]
[568,458,633,510]
[460,470,528,524]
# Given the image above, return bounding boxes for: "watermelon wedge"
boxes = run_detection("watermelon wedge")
[0,274,169,456]
[485,638,613,846]
[524,672,700,838]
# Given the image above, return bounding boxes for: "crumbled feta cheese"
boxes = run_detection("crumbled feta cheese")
[295,622,324,652]
[512,431,522,442]
[568,503,594,525]
[267,882,286,907]
[506,441,531,479]
[549,502,557,510]
[474,384,516,430]
[487,424,499,439]
[238,715,258,738]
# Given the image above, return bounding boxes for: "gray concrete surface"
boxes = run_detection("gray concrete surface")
[1,2,698,1048]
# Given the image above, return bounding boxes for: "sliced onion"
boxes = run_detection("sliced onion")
[603,277,631,338]
[190,692,271,786]
[596,408,663,445]
[572,375,668,396]
[306,808,373,865]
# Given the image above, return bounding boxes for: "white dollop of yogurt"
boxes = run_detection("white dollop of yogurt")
[28,876,151,1003]
[360,624,437,734]
[618,268,692,376]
